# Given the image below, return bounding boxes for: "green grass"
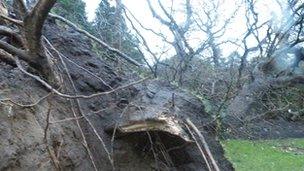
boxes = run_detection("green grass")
[222,139,304,171]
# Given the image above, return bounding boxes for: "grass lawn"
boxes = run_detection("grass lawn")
[222,139,304,171]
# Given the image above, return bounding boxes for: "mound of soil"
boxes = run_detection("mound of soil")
[0,19,233,170]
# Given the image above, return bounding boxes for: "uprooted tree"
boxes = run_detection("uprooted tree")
[121,0,304,125]
[0,0,59,84]
[0,0,141,86]
[227,0,304,118]
[0,0,304,170]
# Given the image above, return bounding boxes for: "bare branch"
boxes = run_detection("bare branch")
[49,39,114,168]
[43,36,114,90]
[123,8,159,76]
[0,14,23,26]
[43,103,61,170]
[48,13,142,67]
[0,40,31,61]
[123,5,172,44]
[16,57,149,99]
[183,0,192,31]
[0,92,52,108]
[146,0,171,26]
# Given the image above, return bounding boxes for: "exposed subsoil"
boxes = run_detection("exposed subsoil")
[1,14,302,171]
[0,18,233,170]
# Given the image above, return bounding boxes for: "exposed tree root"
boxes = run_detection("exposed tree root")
[185,118,220,171]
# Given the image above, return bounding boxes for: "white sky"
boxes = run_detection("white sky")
[84,0,102,21]
[84,0,178,63]
[83,0,283,63]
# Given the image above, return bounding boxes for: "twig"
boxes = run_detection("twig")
[44,103,52,141]
[50,51,98,170]
[48,13,141,67]
[244,103,290,122]
[56,139,64,160]
[68,99,98,171]
[171,93,175,107]
[185,118,220,171]
[51,44,115,169]
[0,92,52,108]
[185,123,212,171]
[0,14,23,26]
[44,37,98,170]
[146,131,160,171]
[50,107,114,124]
[43,37,113,90]
[43,103,60,170]
[15,58,149,99]
[110,103,131,168]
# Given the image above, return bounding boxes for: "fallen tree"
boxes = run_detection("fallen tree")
[0,0,142,86]
[227,0,304,120]
[0,0,59,84]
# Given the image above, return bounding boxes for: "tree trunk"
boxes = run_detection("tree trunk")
[0,0,59,85]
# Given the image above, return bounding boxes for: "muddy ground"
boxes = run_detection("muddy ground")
[0,18,233,170]
[1,16,303,171]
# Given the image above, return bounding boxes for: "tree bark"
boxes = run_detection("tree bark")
[0,0,59,85]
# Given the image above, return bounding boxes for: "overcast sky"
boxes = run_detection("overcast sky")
[83,0,282,63]
[83,0,102,21]
[83,0,176,62]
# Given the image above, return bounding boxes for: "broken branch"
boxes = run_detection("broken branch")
[48,13,142,67]
[186,118,220,171]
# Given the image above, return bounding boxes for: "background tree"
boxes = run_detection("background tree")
[92,0,144,64]
[53,0,89,29]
